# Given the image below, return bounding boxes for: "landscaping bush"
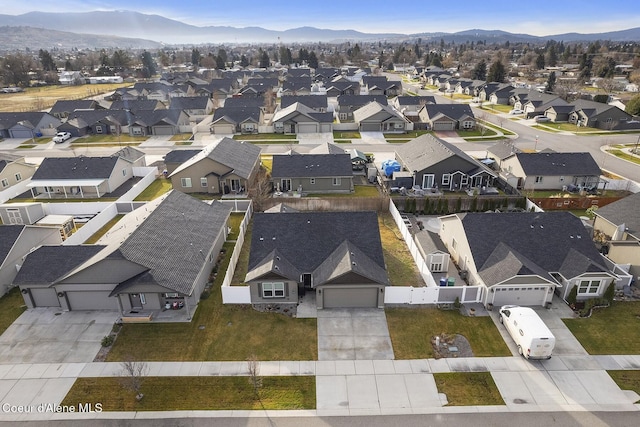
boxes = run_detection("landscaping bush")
[102,335,115,347]
[604,283,615,304]
[567,285,578,306]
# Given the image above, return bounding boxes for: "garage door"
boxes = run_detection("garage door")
[297,124,318,133]
[66,291,118,311]
[213,124,235,134]
[30,288,60,307]
[153,126,175,136]
[10,129,34,139]
[432,121,455,131]
[360,123,381,132]
[322,287,379,308]
[490,286,549,306]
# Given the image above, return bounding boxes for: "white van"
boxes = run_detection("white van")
[499,305,555,359]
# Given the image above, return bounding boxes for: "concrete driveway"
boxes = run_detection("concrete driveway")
[359,132,387,144]
[0,308,119,363]
[317,309,394,360]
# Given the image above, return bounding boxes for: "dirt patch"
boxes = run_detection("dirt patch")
[432,333,474,359]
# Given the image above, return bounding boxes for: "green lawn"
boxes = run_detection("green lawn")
[333,131,361,139]
[169,133,193,142]
[607,371,640,403]
[233,133,296,140]
[83,215,124,244]
[75,135,149,143]
[260,154,273,172]
[133,179,172,201]
[606,149,640,165]
[386,307,511,359]
[563,301,640,354]
[306,185,380,198]
[0,287,27,335]
[464,136,508,142]
[457,128,497,138]
[378,214,423,287]
[385,130,431,138]
[542,122,595,133]
[226,212,245,241]
[62,376,316,411]
[479,120,516,136]
[434,373,504,406]
[483,104,511,113]
[106,242,317,361]
[231,222,252,286]
[16,145,35,149]
[387,139,411,143]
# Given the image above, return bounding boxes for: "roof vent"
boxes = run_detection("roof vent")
[259,237,264,241]
[272,236,276,240]
[276,256,280,260]
[577,235,582,239]
[352,262,357,266]
[530,225,534,229]
[540,225,544,229]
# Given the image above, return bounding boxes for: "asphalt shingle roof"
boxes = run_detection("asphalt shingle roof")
[422,104,474,121]
[164,149,202,164]
[594,192,640,237]
[281,95,327,110]
[13,245,105,286]
[271,153,353,178]
[514,152,601,176]
[0,225,24,264]
[32,156,120,180]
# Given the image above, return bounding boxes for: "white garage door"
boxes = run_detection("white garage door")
[322,287,379,309]
[432,121,455,131]
[30,288,60,307]
[66,291,118,311]
[10,129,34,139]
[298,124,318,133]
[213,124,235,134]
[491,286,549,307]
[153,126,175,136]
[360,123,381,132]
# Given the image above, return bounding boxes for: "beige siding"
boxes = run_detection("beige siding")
[0,162,35,188]
[106,157,135,193]
[439,215,482,286]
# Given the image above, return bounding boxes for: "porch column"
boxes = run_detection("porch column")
[62,186,68,199]
[30,187,36,198]
[79,186,84,198]
[95,185,100,198]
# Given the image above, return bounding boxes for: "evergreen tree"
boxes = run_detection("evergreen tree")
[308,51,318,69]
[536,53,545,70]
[259,51,270,68]
[215,55,225,70]
[38,49,56,72]
[140,51,156,78]
[240,55,249,67]
[546,71,557,92]
[191,48,201,67]
[472,59,487,80]
[487,60,506,82]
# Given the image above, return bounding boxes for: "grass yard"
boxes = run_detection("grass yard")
[479,120,516,136]
[385,307,511,359]
[133,179,172,201]
[16,145,35,149]
[62,376,316,411]
[457,128,497,138]
[0,83,130,113]
[387,139,411,143]
[83,215,124,244]
[106,242,317,361]
[307,185,380,198]
[231,222,252,286]
[483,104,511,114]
[606,149,640,165]
[542,122,596,133]
[531,125,561,133]
[333,131,361,139]
[234,134,296,141]
[170,133,193,142]
[384,130,431,138]
[0,287,27,335]
[74,135,149,143]
[434,373,504,406]
[563,301,640,354]
[378,213,423,287]
[260,154,273,172]
[464,136,508,142]
[226,212,245,241]
[607,371,640,403]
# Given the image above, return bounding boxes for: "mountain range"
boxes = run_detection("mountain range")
[0,11,639,47]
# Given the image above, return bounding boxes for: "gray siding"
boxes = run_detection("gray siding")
[278,176,353,193]
[250,280,298,304]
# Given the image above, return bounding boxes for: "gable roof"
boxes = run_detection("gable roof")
[32,156,120,180]
[212,107,261,124]
[223,97,265,109]
[487,141,521,160]
[114,146,145,164]
[394,96,435,106]
[353,102,405,122]
[13,245,105,286]
[271,153,353,178]
[514,152,601,176]
[460,212,609,283]
[271,102,333,124]
[337,95,388,108]
[49,100,98,115]
[169,138,261,180]
[0,225,24,264]
[594,192,640,237]
[247,211,388,286]
[281,95,327,110]
[164,149,202,165]
[168,96,211,110]
[421,104,475,121]
[396,134,496,177]
[309,142,346,155]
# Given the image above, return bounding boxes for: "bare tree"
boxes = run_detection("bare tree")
[247,354,262,395]
[120,358,149,401]
[555,79,582,102]
[596,78,620,95]
[248,166,272,212]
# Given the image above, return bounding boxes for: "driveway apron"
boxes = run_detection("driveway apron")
[317,308,394,360]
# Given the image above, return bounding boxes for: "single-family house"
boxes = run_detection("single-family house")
[128,109,190,136]
[0,112,61,139]
[418,104,476,131]
[281,77,313,96]
[49,100,100,119]
[63,109,129,137]
[164,150,201,174]
[479,83,512,102]
[280,95,328,113]
[500,152,601,190]
[353,102,409,133]
[14,191,232,321]
[169,96,214,120]
[245,211,389,311]
[28,155,135,198]
[313,68,341,83]
[271,153,353,193]
[58,71,84,85]
[395,134,496,191]
[271,102,333,134]
[169,137,261,195]
[210,107,262,135]
[391,96,436,115]
[0,154,36,192]
[592,192,640,280]
[361,76,401,96]
[109,100,166,113]
[544,105,575,122]
[568,99,636,130]
[324,81,360,97]
[114,146,146,168]
[439,212,616,307]
[0,224,63,296]
[336,95,388,122]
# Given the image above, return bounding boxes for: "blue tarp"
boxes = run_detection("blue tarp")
[381,159,401,177]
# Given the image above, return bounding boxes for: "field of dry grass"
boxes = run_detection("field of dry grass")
[0,83,130,113]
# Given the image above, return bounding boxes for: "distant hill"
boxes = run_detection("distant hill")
[0,11,638,45]
[0,26,162,50]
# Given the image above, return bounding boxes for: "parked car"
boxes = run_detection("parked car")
[52,132,72,143]
[499,305,555,359]
[534,116,550,122]
[509,109,524,115]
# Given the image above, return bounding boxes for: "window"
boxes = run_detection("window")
[578,280,601,295]
[201,177,208,188]
[122,169,127,176]
[442,174,451,186]
[164,293,179,298]
[332,177,341,186]
[15,173,22,182]
[181,177,192,188]
[139,293,146,305]
[339,113,347,120]
[560,176,565,182]
[535,176,543,183]
[461,176,468,186]
[451,238,458,251]
[262,282,285,298]
[430,262,443,272]
[95,125,103,134]
[1,178,8,188]
[310,178,315,185]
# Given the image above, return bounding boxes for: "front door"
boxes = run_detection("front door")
[129,293,142,309]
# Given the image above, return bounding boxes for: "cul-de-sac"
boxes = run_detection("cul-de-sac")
[1,5,640,425]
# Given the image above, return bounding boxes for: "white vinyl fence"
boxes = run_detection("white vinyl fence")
[117,167,158,202]
[0,180,30,204]
[221,201,252,304]
[62,203,119,245]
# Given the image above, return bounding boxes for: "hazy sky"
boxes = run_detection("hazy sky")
[5,0,640,35]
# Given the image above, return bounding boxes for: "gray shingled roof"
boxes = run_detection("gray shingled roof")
[247,212,388,286]
[117,191,232,295]
[594,192,640,238]
[169,96,210,110]
[515,152,601,176]
[271,154,353,178]
[114,146,145,163]
[337,95,388,107]
[32,156,120,180]
[487,141,521,160]
[209,138,261,179]
[13,245,105,286]
[422,104,474,121]
[281,95,327,110]
[0,225,24,264]
[212,107,260,124]
[164,149,201,165]
[461,212,609,283]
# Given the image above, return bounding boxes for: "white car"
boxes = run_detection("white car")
[52,132,72,143]
[509,109,524,115]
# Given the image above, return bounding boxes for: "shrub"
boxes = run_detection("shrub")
[604,282,615,304]
[567,285,578,306]
[453,297,461,308]
[101,335,114,347]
